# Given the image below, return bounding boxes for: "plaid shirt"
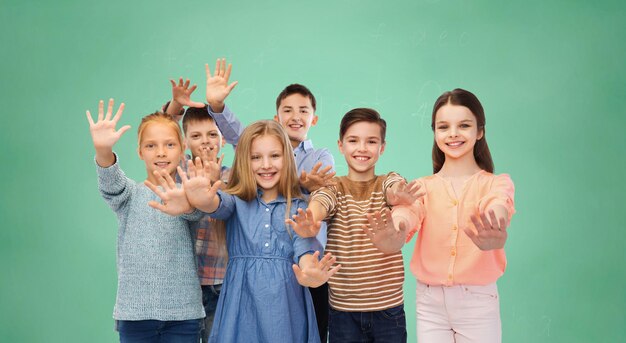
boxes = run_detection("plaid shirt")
[179,154,231,285]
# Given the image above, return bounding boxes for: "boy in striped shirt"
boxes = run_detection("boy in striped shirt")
[288,108,418,343]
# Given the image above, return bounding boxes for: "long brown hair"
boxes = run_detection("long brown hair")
[431,88,494,173]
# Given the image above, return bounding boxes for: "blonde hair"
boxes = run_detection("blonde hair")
[214,121,302,249]
[227,120,301,202]
[137,112,184,148]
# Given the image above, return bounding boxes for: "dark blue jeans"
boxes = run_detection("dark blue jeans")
[328,305,407,343]
[116,319,203,343]
[200,284,222,343]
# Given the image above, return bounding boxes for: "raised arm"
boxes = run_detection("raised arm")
[205,58,242,146]
[165,78,205,121]
[205,58,239,113]
[285,200,329,238]
[86,99,131,167]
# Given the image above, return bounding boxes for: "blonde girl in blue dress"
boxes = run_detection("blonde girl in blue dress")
[147,120,340,343]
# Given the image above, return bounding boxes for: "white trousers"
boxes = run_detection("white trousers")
[415,281,501,343]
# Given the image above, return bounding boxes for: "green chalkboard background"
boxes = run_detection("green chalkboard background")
[1,0,624,342]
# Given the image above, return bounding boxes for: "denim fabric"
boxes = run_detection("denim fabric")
[328,305,407,343]
[116,319,203,343]
[200,284,222,342]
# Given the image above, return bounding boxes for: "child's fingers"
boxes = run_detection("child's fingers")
[362,223,376,242]
[318,165,333,176]
[224,63,233,81]
[148,200,168,212]
[170,79,176,87]
[209,180,222,195]
[116,125,131,138]
[177,166,189,183]
[112,103,125,124]
[144,180,167,200]
[86,110,95,126]
[98,100,104,121]
[217,154,224,168]
[189,101,205,108]
[214,59,220,77]
[219,58,226,75]
[327,264,341,278]
[205,63,212,78]
[105,98,114,121]
[480,212,492,230]
[285,218,297,228]
[183,78,190,88]
[488,210,499,231]
[227,81,238,92]
[162,171,177,189]
[188,84,198,93]
[292,264,305,283]
[310,162,321,174]
[499,216,508,232]
[470,215,484,232]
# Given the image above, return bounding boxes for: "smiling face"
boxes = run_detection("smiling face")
[184,118,225,159]
[274,93,318,148]
[338,121,386,181]
[434,103,483,163]
[138,122,183,184]
[250,134,284,201]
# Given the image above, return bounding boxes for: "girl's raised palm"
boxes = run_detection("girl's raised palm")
[85,99,131,150]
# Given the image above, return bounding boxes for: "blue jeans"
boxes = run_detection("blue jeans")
[200,284,222,343]
[328,305,407,343]
[116,319,203,343]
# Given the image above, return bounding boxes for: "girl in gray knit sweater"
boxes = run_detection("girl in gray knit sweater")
[86,99,204,342]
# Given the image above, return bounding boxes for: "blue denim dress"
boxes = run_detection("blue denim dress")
[208,190,322,343]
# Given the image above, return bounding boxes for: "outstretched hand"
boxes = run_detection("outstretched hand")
[292,251,341,288]
[299,162,336,192]
[178,157,222,212]
[198,147,224,184]
[465,209,509,250]
[86,99,131,151]
[386,179,423,206]
[205,58,238,112]
[363,208,407,254]
[145,170,193,216]
[170,78,205,108]
[285,208,322,238]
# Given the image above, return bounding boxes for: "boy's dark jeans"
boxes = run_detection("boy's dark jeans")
[329,304,407,343]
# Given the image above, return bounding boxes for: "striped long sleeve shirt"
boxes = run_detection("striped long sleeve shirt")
[311,172,404,312]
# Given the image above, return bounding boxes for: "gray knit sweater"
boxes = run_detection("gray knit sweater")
[97,156,205,321]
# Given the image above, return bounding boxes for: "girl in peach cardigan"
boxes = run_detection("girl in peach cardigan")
[365,88,515,343]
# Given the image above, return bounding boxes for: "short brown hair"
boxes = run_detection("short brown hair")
[181,106,215,134]
[275,84,317,111]
[339,108,387,142]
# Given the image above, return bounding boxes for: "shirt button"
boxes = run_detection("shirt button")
[452,199,458,206]
[264,242,269,247]
[265,224,269,228]
[265,208,269,212]
[451,250,456,256]
[452,225,458,230]
[448,274,453,280]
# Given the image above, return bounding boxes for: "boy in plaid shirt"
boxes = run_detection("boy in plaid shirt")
[164,60,242,341]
